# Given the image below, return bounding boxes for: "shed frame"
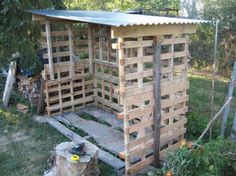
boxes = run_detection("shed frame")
[30,10,203,175]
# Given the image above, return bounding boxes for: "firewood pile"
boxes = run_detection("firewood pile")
[17,74,41,106]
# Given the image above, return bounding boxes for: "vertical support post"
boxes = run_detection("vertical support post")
[230,110,236,141]
[45,21,54,80]
[88,24,94,74]
[221,62,236,137]
[209,19,219,138]
[153,39,161,167]
[67,23,75,77]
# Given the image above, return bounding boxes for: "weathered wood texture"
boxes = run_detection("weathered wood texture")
[92,25,122,114]
[41,22,93,116]
[115,35,189,175]
[2,61,17,108]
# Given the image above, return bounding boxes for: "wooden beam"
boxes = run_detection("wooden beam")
[45,21,54,80]
[67,23,75,77]
[111,24,197,38]
[153,40,161,167]
[221,62,236,137]
[88,24,94,74]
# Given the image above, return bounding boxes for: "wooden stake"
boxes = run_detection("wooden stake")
[221,62,236,137]
[88,24,94,74]
[230,111,236,141]
[45,21,54,80]
[2,61,17,108]
[209,19,219,138]
[153,40,161,167]
[37,75,45,114]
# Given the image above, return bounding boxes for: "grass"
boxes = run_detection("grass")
[0,69,236,175]
[187,71,236,140]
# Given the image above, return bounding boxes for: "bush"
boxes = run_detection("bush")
[158,138,236,176]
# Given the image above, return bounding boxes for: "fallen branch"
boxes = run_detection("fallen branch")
[197,97,232,142]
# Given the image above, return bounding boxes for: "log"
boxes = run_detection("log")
[44,142,99,176]
[2,61,17,108]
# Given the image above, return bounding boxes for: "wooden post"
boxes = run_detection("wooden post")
[2,61,17,108]
[153,40,161,167]
[221,62,236,137]
[209,19,219,138]
[230,111,236,141]
[45,21,54,80]
[67,23,75,77]
[88,24,94,74]
[37,75,45,114]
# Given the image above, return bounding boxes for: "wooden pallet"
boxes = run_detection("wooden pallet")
[92,25,122,114]
[115,35,189,175]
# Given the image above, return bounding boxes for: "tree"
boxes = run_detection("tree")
[0,0,65,74]
[190,0,236,75]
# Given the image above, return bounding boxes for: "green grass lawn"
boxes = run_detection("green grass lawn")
[0,70,235,176]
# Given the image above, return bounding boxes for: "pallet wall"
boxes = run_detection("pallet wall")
[92,25,122,114]
[115,35,189,175]
[41,22,93,116]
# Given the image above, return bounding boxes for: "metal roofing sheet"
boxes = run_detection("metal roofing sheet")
[28,10,210,27]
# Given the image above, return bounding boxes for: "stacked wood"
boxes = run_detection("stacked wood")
[17,74,41,106]
[44,142,99,176]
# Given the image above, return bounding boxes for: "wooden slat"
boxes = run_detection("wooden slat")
[126,155,154,175]
[125,70,153,81]
[43,51,70,59]
[160,118,187,135]
[111,24,197,38]
[45,21,54,80]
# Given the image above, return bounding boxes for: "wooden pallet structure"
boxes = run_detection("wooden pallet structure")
[31,11,201,176]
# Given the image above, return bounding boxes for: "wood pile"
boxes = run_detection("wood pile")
[17,74,41,106]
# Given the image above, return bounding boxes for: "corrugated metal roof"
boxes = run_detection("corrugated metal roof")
[28,10,210,27]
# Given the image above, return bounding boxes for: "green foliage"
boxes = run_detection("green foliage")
[64,0,139,11]
[189,24,215,68]
[160,138,236,176]
[190,0,236,76]
[64,0,180,14]
[0,0,65,73]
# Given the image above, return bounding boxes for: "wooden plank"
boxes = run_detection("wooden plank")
[160,128,186,145]
[161,96,188,109]
[221,62,236,137]
[67,23,75,77]
[160,118,187,134]
[77,105,123,130]
[45,21,54,80]
[94,96,122,112]
[125,70,153,81]
[43,51,70,59]
[159,140,181,160]
[94,73,119,84]
[35,116,125,171]
[128,105,153,120]
[128,132,154,150]
[126,155,154,175]
[94,59,118,68]
[161,106,188,121]
[124,55,153,66]
[47,96,93,111]
[124,90,153,106]
[153,41,161,167]
[111,24,197,38]
[62,112,125,155]
[161,37,189,45]
[127,119,154,133]
[88,24,94,74]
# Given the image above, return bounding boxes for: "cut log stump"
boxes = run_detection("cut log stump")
[44,142,100,176]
